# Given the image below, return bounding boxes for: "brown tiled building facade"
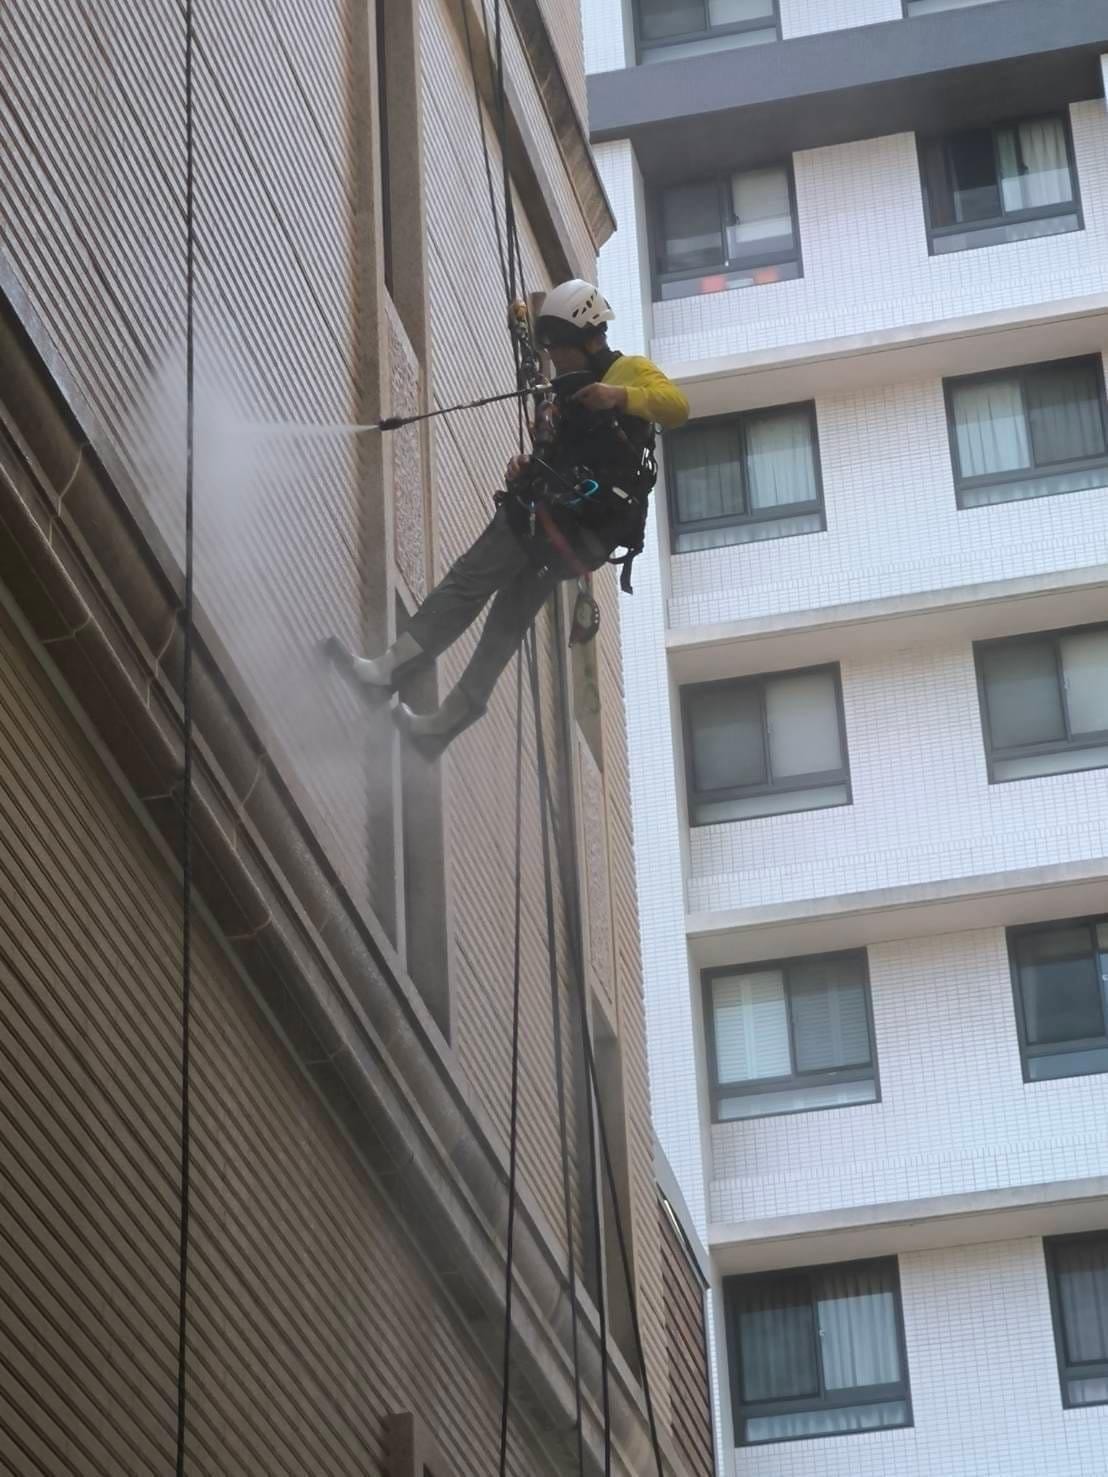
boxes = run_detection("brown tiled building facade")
[1,1,712,1474]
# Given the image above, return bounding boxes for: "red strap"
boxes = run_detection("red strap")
[535,502,588,579]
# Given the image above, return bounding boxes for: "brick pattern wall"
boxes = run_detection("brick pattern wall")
[651,107,1108,366]
[710,926,1108,1223]
[736,1240,1108,1477]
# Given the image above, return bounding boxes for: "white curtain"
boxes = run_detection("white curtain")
[729,167,792,250]
[952,377,1030,477]
[1060,629,1108,737]
[765,670,842,778]
[817,1266,901,1389]
[713,971,791,1083]
[745,410,817,510]
[998,118,1071,212]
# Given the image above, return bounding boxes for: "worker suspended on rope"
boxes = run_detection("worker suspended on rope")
[328,279,689,757]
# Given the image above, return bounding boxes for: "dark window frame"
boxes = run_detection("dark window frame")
[725,1256,914,1447]
[1044,1231,1108,1410]
[918,111,1083,255]
[944,355,1108,508]
[974,622,1108,784]
[703,949,880,1122]
[651,161,802,301]
[665,401,826,547]
[1007,915,1108,1084]
[682,662,852,827]
[633,0,780,62]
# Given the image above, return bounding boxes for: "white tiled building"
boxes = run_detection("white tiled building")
[582,1,1108,1472]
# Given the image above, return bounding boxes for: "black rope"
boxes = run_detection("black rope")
[527,629,605,1477]
[175,0,197,1471]
[461,0,510,305]
[496,650,526,1477]
[528,634,666,1477]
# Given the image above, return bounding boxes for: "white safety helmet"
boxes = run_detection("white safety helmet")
[536,279,615,345]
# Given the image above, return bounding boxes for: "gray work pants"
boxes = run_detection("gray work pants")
[406,506,601,711]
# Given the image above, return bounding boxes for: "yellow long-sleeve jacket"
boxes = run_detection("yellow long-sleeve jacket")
[601,353,690,430]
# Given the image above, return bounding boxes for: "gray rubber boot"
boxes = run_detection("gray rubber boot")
[325,632,423,695]
[393,685,482,759]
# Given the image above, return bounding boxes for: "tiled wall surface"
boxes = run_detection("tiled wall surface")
[734,1239,1108,1477]
[781,0,901,35]
[710,927,1108,1222]
[666,371,1108,630]
[687,640,1108,912]
[652,108,1108,366]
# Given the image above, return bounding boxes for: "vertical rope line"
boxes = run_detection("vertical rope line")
[531,642,666,1477]
[527,628,588,1477]
[496,649,526,1477]
[174,0,197,1470]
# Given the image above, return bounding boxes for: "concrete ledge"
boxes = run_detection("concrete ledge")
[687,858,1108,967]
[661,297,1108,420]
[666,565,1108,682]
[709,1176,1108,1274]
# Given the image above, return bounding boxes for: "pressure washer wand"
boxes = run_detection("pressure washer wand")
[375,381,551,433]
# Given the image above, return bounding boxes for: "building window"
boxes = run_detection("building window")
[975,624,1108,782]
[727,1258,912,1445]
[654,164,800,301]
[635,0,778,64]
[905,0,1002,14]
[919,114,1081,254]
[1045,1233,1108,1410]
[705,951,878,1120]
[666,403,824,552]
[683,665,850,825]
[1009,916,1108,1082]
[945,356,1108,508]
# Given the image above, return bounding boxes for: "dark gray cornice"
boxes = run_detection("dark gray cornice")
[588,0,1108,185]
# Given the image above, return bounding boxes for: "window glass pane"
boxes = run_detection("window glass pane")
[1028,1046,1108,1081]
[744,409,817,510]
[660,183,722,274]
[910,0,1004,11]
[1017,926,1104,1046]
[709,0,774,21]
[745,1400,908,1442]
[947,128,1001,222]
[1068,1376,1108,1406]
[638,0,705,40]
[719,1077,877,1119]
[694,782,848,824]
[981,640,1065,749]
[951,377,1030,477]
[1025,362,1107,468]
[993,742,1108,782]
[765,670,842,779]
[688,682,765,792]
[713,970,791,1082]
[997,119,1072,213]
[816,1263,902,1390]
[728,168,793,259]
[736,1277,819,1403]
[641,26,775,59]
[790,957,871,1072]
[1060,629,1108,737]
[1054,1238,1108,1365]
[670,423,745,525]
